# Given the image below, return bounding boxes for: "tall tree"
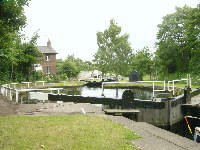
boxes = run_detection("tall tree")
[94,19,132,77]
[132,47,154,79]
[0,0,42,82]
[156,5,200,78]
[0,0,29,61]
[61,61,79,79]
[187,6,200,76]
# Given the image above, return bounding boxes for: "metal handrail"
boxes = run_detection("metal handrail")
[102,81,166,100]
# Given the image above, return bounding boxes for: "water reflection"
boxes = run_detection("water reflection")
[61,86,153,100]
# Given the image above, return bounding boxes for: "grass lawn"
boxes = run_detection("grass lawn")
[0,115,140,150]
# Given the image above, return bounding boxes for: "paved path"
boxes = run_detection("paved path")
[191,95,200,105]
[16,102,104,116]
[107,115,200,150]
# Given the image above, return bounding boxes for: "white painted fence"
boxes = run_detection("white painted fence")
[1,83,63,103]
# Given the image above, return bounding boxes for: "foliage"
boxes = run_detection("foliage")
[0,0,42,82]
[65,55,96,71]
[0,115,139,150]
[61,61,79,79]
[131,47,154,79]
[0,0,29,69]
[94,19,132,77]
[0,0,29,45]
[30,71,44,81]
[156,5,200,79]
[56,59,63,75]
[56,55,96,79]
[14,34,41,80]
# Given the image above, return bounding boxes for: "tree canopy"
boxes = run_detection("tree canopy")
[56,55,96,79]
[156,5,200,79]
[132,47,154,79]
[0,0,41,83]
[94,19,132,77]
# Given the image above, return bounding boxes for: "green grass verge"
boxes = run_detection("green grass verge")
[105,81,199,90]
[0,115,140,150]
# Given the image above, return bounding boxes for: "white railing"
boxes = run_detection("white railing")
[1,82,63,103]
[102,81,166,100]
[35,81,47,86]
[168,78,190,96]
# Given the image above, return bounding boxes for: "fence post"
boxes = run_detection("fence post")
[172,80,175,96]
[183,86,191,104]
[5,85,8,97]
[16,90,19,103]
[153,81,155,99]
[101,82,104,96]
[9,88,12,101]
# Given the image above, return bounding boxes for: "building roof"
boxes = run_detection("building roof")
[37,46,57,54]
[37,39,58,54]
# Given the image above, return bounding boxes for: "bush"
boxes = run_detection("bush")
[30,71,44,81]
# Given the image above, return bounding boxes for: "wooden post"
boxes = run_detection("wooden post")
[152,82,155,99]
[5,85,8,97]
[16,90,19,103]
[172,80,175,97]
[184,86,191,104]
[101,82,104,96]
[9,88,12,101]
[1,86,4,95]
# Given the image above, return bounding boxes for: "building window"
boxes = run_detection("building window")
[46,54,50,61]
[46,66,51,74]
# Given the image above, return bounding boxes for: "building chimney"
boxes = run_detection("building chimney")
[47,39,52,48]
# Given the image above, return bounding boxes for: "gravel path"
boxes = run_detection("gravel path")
[0,93,104,116]
[191,95,200,105]
[16,102,104,116]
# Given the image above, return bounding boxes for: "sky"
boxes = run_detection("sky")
[23,0,199,61]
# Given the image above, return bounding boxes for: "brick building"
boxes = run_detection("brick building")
[35,40,57,74]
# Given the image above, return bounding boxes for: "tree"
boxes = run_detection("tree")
[0,0,43,82]
[64,55,96,71]
[132,47,154,79]
[187,6,200,76]
[61,61,79,79]
[82,61,96,71]
[156,5,200,79]
[94,19,132,77]
[15,34,41,81]
[0,0,29,68]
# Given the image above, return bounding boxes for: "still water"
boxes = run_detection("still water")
[61,86,153,100]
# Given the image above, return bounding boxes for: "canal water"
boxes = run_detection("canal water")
[61,86,153,100]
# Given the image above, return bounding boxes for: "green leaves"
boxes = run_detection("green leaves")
[156,5,200,78]
[61,61,79,79]
[132,47,153,79]
[0,0,42,82]
[94,19,132,77]
[57,55,96,79]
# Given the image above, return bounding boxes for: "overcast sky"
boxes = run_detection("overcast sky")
[23,0,199,61]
